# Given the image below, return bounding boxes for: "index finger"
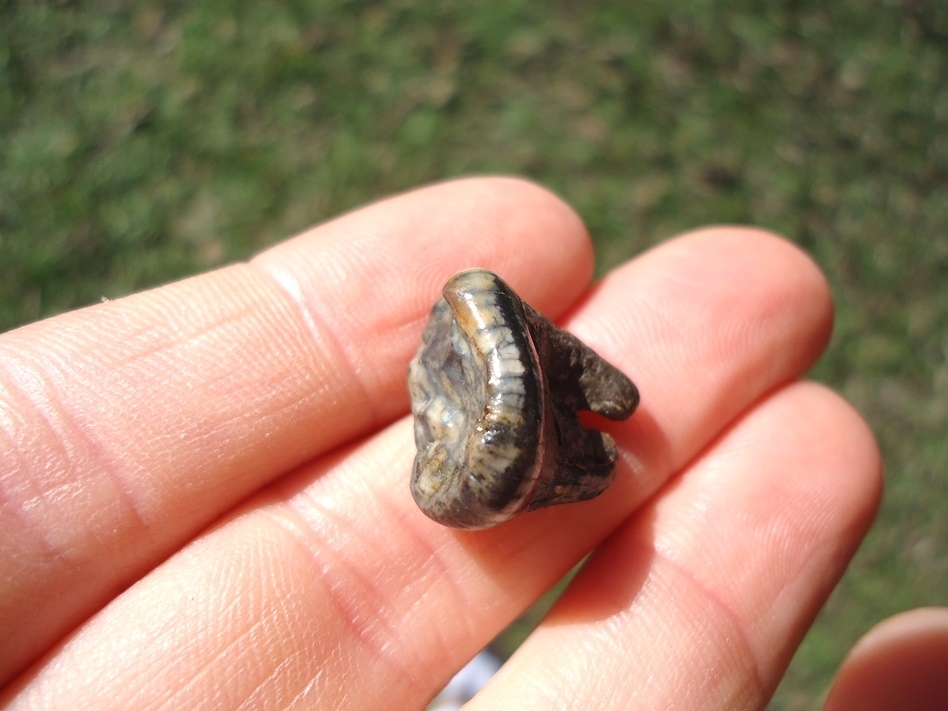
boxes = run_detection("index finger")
[0,177,593,685]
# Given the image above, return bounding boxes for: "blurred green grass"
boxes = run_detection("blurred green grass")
[2,1,946,707]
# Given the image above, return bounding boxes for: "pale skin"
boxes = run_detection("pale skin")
[0,177,944,709]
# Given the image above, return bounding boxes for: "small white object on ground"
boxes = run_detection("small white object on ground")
[428,650,502,710]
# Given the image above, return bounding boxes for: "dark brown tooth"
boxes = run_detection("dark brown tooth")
[408,268,639,530]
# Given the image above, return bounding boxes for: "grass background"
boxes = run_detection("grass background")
[2,1,946,707]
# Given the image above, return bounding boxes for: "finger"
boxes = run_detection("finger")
[4,228,836,708]
[471,382,882,709]
[0,177,593,685]
[824,607,948,711]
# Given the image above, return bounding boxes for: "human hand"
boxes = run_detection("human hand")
[0,178,896,708]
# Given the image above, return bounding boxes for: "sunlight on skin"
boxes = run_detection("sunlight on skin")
[824,607,948,711]
[0,178,902,708]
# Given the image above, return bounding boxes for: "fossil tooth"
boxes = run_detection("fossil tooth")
[408,268,639,529]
